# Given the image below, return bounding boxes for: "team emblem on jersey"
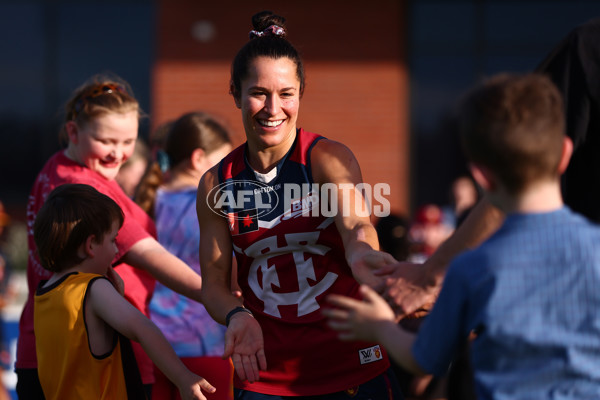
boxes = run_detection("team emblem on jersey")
[228,208,259,235]
[246,231,338,319]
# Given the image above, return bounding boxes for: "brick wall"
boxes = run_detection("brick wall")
[154,0,409,215]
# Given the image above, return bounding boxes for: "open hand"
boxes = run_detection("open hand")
[324,285,396,342]
[222,312,267,383]
[177,372,216,400]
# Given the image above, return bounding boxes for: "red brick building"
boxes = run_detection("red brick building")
[153,0,409,215]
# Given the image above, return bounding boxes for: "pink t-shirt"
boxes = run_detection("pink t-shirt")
[16,150,157,384]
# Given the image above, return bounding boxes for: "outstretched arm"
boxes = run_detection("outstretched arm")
[89,278,215,400]
[324,285,425,375]
[123,237,203,302]
[196,166,267,383]
[377,196,504,318]
[311,139,397,287]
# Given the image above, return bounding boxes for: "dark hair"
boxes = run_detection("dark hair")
[166,112,231,166]
[230,11,305,100]
[135,112,232,216]
[33,184,124,272]
[459,73,565,194]
[59,73,142,145]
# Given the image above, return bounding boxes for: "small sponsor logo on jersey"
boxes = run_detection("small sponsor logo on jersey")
[281,191,319,220]
[359,345,383,365]
[228,208,259,235]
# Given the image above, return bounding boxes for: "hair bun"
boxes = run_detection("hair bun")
[252,10,286,31]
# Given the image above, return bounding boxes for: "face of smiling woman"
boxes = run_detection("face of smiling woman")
[65,110,139,181]
[235,56,301,157]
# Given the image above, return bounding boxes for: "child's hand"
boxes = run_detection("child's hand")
[324,284,396,342]
[177,372,216,400]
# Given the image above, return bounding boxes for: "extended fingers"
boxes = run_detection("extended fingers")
[326,294,363,310]
[198,378,216,394]
[324,312,356,341]
[233,353,263,383]
[242,354,259,382]
[321,307,350,321]
[231,353,247,382]
[326,316,352,331]
[257,348,268,371]
[359,284,387,306]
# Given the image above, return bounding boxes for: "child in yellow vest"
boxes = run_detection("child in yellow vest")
[33,183,216,400]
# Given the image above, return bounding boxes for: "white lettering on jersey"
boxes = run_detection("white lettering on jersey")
[246,231,338,318]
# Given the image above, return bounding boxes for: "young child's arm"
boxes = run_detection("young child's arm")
[324,284,426,375]
[88,278,216,400]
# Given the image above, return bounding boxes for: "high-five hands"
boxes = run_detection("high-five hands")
[373,261,439,321]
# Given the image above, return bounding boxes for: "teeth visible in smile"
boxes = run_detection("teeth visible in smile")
[259,119,284,127]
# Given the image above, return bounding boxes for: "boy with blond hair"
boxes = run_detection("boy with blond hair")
[325,74,600,399]
[33,183,216,400]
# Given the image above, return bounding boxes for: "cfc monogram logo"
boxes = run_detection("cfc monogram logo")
[245,231,338,318]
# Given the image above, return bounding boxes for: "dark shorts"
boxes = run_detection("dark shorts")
[15,368,45,400]
[234,368,403,400]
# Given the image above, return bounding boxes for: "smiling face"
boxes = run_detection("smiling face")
[235,56,301,152]
[66,111,139,181]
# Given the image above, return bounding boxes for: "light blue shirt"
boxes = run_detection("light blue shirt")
[413,207,600,399]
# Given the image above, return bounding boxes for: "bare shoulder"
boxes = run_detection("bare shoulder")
[86,277,128,321]
[198,163,220,198]
[197,163,224,214]
[87,277,121,304]
[312,138,355,163]
[196,162,230,235]
[312,138,361,184]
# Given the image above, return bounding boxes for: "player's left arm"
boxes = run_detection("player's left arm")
[311,139,396,287]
